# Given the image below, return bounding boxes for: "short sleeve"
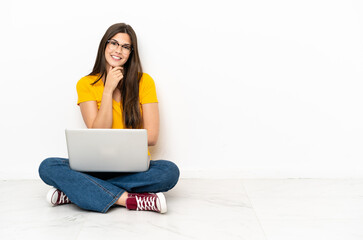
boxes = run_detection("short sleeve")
[76,76,97,105]
[139,73,158,104]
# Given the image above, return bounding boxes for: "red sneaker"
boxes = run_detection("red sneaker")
[126,193,167,213]
[46,187,71,206]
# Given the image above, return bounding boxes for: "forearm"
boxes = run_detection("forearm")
[142,103,160,146]
[147,126,159,146]
[90,92,113,128]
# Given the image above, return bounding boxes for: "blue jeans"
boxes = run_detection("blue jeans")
[38,158,180,213]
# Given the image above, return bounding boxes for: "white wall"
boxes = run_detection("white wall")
[1,0,363,179]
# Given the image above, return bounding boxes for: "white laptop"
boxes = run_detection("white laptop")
[65,129,150,172]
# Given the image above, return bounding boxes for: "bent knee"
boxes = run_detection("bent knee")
[154,160,180,189]
[38,157,68,180]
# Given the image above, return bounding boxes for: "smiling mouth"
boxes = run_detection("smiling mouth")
[111,55,122,60]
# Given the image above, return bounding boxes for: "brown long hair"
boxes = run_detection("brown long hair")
[89,23,143,129]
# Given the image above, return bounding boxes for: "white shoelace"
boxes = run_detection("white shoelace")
[135,196,158,211]
[58,191,69,204]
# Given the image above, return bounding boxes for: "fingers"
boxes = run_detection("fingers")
[114,73,123,81]
[112,67,123,78]
[105,66,124,92]
[110,66,123,73]
[108,66,123,83]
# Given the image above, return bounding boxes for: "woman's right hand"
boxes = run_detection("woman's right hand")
[104,66,123,93]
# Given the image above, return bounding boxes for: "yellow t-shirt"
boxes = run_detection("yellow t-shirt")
[76,73,158,129]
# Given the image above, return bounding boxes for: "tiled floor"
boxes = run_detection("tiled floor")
[0,179,362,240]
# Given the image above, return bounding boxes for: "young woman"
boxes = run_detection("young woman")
[38,23,180,214]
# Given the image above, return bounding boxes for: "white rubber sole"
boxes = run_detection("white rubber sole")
[156,192,167,214]
[46,187,58,206]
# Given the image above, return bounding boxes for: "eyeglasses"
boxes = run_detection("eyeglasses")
[107,39,133,55]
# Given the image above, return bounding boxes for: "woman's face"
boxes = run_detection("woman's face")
[105,33,132,69]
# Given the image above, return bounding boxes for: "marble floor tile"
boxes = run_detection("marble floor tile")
[243,179,363,240]
[0,179,266,240]
[3,179,361,240]
[256,219,363,240]
[0,180,86,239]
